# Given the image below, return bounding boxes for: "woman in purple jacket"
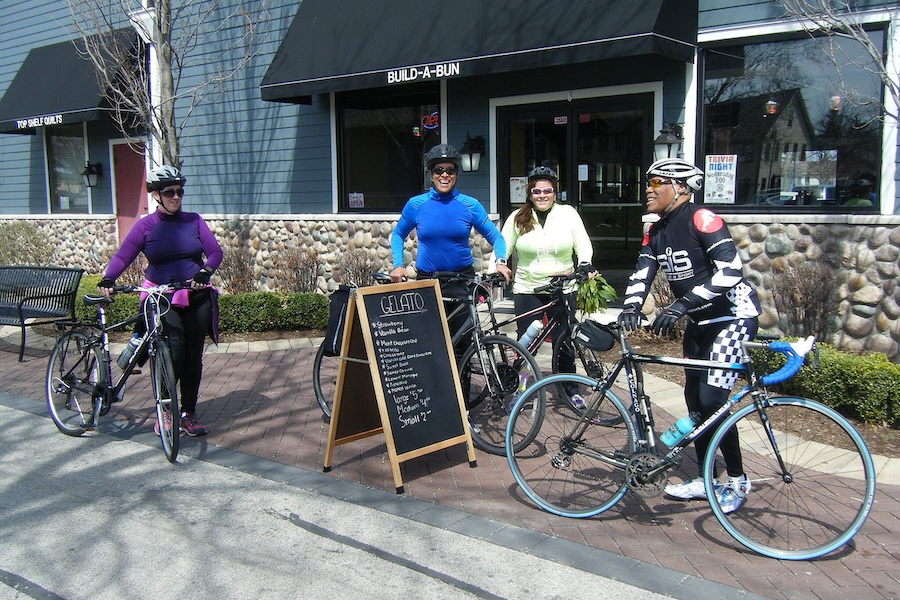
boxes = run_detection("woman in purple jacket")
[98,165,223,437]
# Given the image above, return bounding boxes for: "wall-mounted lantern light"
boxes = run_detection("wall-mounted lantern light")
[653,123,682,160]
[459,134,485,172]
[765,97,779,116]
[81,162,103,188]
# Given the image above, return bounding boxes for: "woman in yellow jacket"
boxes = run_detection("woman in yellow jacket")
[501,166,594,386]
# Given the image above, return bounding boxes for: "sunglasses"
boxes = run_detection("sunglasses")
[531,187,555,196]
[646,178,672,189]
[159,188,185,198]
[431,166,458,176]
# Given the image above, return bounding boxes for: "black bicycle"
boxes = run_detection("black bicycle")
[45,282,189,463]
[424,271,544,455]
[313,273,392,421]
[505,325,876,560]
[470,270,617,417]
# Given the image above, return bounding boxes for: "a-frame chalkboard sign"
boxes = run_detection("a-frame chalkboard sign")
[323,279,477,493]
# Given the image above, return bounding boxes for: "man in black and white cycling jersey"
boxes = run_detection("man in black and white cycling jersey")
[617,157,762,514]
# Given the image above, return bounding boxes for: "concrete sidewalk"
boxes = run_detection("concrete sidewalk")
[2,326,898,599]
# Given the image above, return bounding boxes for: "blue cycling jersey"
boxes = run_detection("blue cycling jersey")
[391,187,506,272]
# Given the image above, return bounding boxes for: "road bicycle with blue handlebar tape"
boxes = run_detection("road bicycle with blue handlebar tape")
[504,324,876,560]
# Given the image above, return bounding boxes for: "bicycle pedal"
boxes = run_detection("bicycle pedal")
[128,368,142,375]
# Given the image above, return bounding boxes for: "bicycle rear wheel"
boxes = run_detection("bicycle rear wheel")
[313,341,338,421]
[506,374,636,518]
[552,331,622,425]
[703,397,876,560]
[46,330,104,436]
[458,335,543,455]
[151,339,180,463]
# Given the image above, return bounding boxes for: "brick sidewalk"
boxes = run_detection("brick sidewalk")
[4,336,898,600]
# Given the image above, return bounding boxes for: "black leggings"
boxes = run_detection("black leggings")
[419,266,475,357]
[682,317,758,478]
[513,291,577,373]
[158,289,213,415]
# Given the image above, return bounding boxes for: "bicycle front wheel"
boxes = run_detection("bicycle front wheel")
[46,330,104,436]
[704,397,876,560]
[506,374,636,518]
[458,335,543,455]
[313,342,338,421]
[151,339,180,463]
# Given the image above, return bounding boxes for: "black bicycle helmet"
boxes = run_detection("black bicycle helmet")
[146,165,187,192]
[424,144,461,169]
[646,158,704,191]
[527,165,558,184]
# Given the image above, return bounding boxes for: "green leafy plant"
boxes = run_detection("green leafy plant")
[576,274,617,314]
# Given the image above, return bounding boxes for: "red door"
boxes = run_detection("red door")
[113,142,146,243]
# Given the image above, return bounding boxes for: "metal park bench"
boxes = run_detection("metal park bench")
[0,266,84,361]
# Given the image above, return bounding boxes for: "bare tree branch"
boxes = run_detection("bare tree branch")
[780,0,899,124]
[67,0,270,168]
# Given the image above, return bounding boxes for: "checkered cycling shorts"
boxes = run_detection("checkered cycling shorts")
[707,320,752,389]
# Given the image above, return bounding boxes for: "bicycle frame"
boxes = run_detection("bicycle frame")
[96,290,176,406]
[449,271,582,354]
[577,328,815,477]
[429,272,531,404]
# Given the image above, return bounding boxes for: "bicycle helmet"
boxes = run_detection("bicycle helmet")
[146,165,187,192]
[527,165,558,184]
[646,158,704,191]
[424,144,461,169]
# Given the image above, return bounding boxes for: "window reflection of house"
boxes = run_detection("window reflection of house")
[706,89,815,205]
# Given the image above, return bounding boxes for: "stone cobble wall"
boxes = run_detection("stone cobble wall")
[5,213,898,359]
[725,217,900,358]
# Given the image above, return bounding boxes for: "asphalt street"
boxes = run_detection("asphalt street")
[0,399,674,600]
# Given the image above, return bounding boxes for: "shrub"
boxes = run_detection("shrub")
[0,221,54,266]
[218,291,327,333]
[75,274,140,326]
[336,248,385,285]
[773,262,837,339]
[95,246,146,284]
[276,246,320,293]
[77,275,328,335]
[755,342,900,428]
[217,243,256,294]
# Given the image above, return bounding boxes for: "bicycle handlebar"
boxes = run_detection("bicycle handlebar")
[532,270,589,295]
[745,336,816,385]
[422,271,506,288]
[114,281,193,294]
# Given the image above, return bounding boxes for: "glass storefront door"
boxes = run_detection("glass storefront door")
[497,94,653,284]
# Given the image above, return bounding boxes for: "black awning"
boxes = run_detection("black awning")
[0,30,136,134]
[260,0,697,103]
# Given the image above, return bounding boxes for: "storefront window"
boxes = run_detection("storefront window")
[701,30,884,211]
[337,83,440,212]
[46,124,89,214]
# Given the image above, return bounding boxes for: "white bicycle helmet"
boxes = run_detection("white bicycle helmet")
[146,165,187,192]
[646,158,704,191]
